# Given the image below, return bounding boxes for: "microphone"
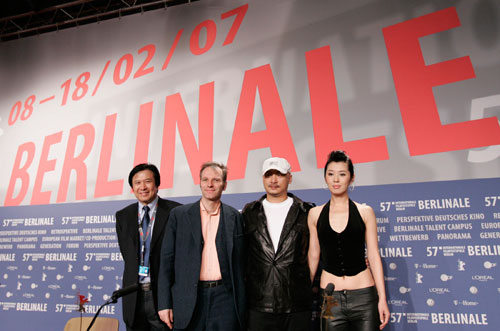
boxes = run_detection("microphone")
[111,283,139,302]
[324,282,335,296]
[321,282,336,328]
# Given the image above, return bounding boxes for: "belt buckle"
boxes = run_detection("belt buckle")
[141,283,151,291]
[200,280,221,288]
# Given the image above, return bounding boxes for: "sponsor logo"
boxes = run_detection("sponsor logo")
[415,263,438,269]
[399,286,411,294]
[42,266,56,271]
[388,299,408,306]
[469,286,478,294]
[429,288,450,294]
[484,261,497,269]
[458,259,466,271]
[74,275,87,281]
[454,300,479,306]
[440,274,453,282]
[423,263,437,268]
[426,298,435,307]
[472,275,494,282]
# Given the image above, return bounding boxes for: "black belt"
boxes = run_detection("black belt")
[140,283,152,291]
[199,280,223,288]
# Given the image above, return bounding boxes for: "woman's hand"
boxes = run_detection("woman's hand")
[378,299,390,329]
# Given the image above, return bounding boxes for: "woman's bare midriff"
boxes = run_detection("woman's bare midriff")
[320,268,375,291]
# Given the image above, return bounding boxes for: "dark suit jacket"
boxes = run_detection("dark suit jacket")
[115,197,181,328]
[157,200,246,330]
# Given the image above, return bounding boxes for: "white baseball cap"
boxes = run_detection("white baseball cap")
[262,157,291,175]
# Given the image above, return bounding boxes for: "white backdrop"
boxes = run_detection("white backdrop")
[1,0,498,206]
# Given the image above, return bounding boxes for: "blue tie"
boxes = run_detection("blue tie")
[142,205,151,268]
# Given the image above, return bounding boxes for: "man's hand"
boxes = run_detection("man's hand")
[158,309,173,329]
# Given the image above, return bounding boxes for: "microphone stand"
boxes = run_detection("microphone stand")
[86,296,117,331]
[86,283,138,331]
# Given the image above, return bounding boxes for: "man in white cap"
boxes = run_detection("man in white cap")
[242,157,314,331]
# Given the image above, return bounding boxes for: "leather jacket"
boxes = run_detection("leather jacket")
[242,193,313,313]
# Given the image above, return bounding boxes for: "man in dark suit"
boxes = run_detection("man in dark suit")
[157,161,245,331]
[116,163,181,331]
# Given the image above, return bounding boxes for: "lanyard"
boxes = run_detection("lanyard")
[138,202,157,266]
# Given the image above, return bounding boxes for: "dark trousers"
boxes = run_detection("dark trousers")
[127,288,169,331]
[247,309,311,331]
[320,286,380,331]
[178,284,238,331]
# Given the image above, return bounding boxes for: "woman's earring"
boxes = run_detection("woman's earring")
[349,184,355,191]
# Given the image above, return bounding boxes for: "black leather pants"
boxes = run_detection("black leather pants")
[320,286,380,331]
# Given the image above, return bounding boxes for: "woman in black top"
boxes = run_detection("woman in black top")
[308,151,389,330]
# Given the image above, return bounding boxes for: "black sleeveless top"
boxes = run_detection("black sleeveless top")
[317,199,367,276]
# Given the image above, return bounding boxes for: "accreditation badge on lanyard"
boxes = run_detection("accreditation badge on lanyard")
[139,265,149,277]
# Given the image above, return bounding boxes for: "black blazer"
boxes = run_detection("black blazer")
[157,200,246,330]
[115,197,181,328]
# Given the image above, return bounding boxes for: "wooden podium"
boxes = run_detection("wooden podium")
[63,317,119,331]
